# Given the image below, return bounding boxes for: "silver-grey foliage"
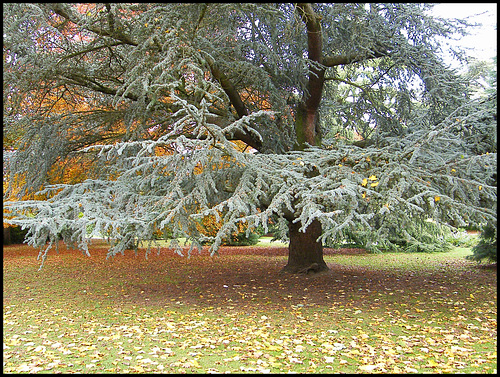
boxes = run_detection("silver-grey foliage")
[3,3,496,267]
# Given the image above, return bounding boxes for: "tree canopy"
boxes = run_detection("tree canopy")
[3,3,497,272]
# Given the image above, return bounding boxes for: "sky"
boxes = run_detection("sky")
[430,3,497,67]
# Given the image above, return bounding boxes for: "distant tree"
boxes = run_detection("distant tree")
[197,210,262,246]
[3,3,496,273]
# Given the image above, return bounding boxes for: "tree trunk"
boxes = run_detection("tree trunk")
[4,226,12,245]
[280,4,329,274]
[294,102,323,150]
[282,219,329,274]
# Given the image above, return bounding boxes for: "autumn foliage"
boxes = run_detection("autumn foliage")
[197,210,261,246]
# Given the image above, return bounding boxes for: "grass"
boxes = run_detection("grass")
[254,236,288,247]
[327,247,475,271]
[136,236,288,248]
[3,241,497,374]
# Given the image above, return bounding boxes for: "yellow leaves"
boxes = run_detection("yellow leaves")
[358,363,385,372]
[5,337,22,346]
[434,196,441,202]
[478,185,483,191]
[361,174,379,188]
[368,175,379,187]
[265,344,282,351]
[3,240,498,375]
[130,365,145,373]
[321,342,335,351]
[427,359,439,368]
[295,157,305,166]
[188,359,201,368]
[15,364,42,373]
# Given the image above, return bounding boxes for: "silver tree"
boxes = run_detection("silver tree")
[4,3,496,272]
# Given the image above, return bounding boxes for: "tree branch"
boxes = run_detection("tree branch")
[49,3,138,46]
[323,76,366,91]
[323,50,387,67]
[295,3,325,111]
[203,53,263,151]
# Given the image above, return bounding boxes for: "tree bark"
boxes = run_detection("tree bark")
[281,4,329,274]
[4,227,12,245]
[294,3,325,151]
[282,219,329,274]
[294,102,322,150]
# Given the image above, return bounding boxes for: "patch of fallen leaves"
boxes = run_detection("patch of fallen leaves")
[3,243,497,373]
[3,302,497,374]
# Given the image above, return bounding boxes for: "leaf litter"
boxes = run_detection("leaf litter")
[3,242,497,374]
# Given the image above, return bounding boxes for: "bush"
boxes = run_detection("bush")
[466,223,497,263]
[445,230,479,248]
[224,229,262,246]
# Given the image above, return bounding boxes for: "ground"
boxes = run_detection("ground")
[3,241,497,374]
[3,241,496,310]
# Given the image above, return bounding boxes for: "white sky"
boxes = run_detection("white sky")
[430,3,497,67]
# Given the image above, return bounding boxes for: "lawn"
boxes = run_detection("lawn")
[3,241,497,374]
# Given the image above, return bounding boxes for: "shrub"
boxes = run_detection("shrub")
[466,223,497,263]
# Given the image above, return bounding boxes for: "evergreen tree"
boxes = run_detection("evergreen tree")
[3,3,497,273]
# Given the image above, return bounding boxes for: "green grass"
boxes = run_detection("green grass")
[137,236,288,248]
[254,236,288,247]
[3,242,497,374]
[325,247,474,271]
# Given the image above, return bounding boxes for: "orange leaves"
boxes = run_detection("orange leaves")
[196,210,251,245]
